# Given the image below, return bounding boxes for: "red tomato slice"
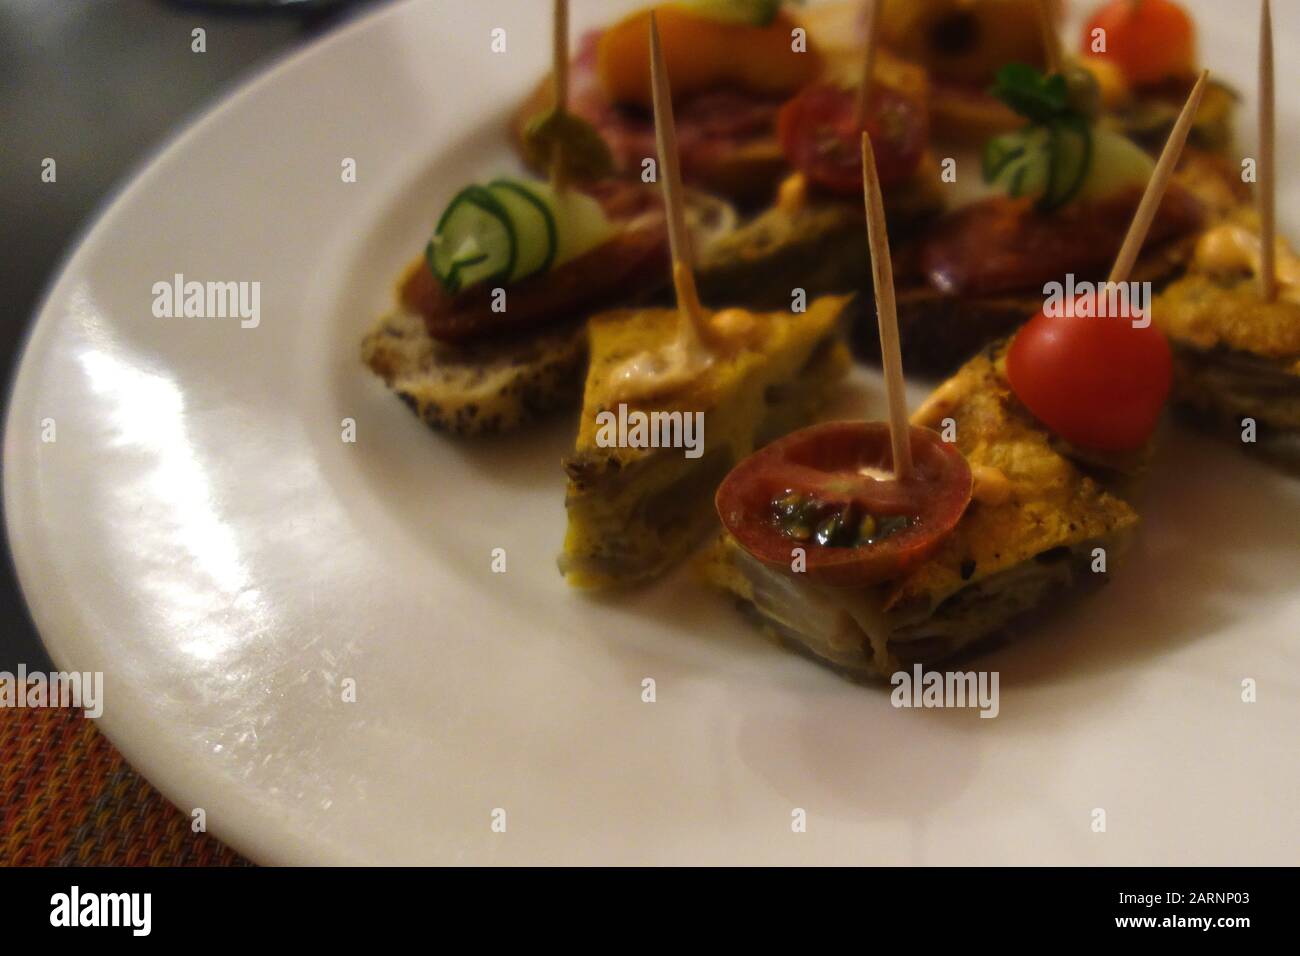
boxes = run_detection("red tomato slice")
[1006,294,1172,452]
[715,422,973,588]
[776,83,928,196]
[1082,0,1196,87]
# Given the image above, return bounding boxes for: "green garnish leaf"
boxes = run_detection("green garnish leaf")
[989,63,1072,125]
[522,110,615,184]
[984,64,1097,213]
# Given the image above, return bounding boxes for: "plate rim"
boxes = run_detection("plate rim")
[1,0,425,867]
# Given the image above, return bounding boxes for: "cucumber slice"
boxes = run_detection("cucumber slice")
[982,138,1027,183]
[1076,127,1155,204]
[984,122,1154,214]
[544,186,617,266]
[429,185,516,294]
[1041,115,1093,211]
[427,177,616,292]
[983,127,1052,200]
[488,180,557,282]
[681,0,783,27]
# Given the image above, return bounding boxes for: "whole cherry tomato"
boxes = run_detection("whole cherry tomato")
[1006,293,1173,452]
[1082,0,1196,87]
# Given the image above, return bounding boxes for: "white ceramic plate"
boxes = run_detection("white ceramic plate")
[6,0,1299,865]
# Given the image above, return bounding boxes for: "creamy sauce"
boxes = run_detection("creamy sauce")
[856,465,895,482]
[776,172,808,215]
[910,376,966,426]
[607,329,714,402]
[608,263,729,401]
[970,464,1012,506]
[605,260,771,401]
[1194,224,1300,304]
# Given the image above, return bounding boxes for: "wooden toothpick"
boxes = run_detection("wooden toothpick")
[1034,0,1062,76]
[861,131,913,481]
[1259,0,1277,302]
[853,0,883,130]
[552,0,569,115]
[649,11,707,340]
[1109,70,1210,285]
[550,0,571,192]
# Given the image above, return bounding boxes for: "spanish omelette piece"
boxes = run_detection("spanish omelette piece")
[560,295,851,589]
[1153,210,1300,444]
[698,347,1139,679]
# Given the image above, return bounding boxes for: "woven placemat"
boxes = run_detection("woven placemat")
[1,707,250,866]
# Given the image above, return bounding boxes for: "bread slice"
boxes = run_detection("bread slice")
[361,304,587,437]
[560,295,852,589]
[698,346,1139,679]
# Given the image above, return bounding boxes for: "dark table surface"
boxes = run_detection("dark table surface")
[1,0,380,672]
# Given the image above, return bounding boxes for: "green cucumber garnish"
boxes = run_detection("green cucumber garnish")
[984,121,1149,213]
[984,63,1148,213]
[982,139,1027,183]
[1076,127,1155,203]
[983,127,1051,203]
[425,178,615,293]
[429,185,516,294]
[488,180,557,282]
[1042,115,1093,211]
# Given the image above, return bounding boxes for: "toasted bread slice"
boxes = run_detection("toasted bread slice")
[698,347,1139,679]
[361,305,587,437]
[560,295,852,589]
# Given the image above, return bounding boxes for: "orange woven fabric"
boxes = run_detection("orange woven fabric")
[0,707,250,866]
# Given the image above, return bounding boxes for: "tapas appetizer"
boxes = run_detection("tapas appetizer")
[514,0,836,205]
[363,2,741,436]
[1081,0,1238,156]
[560,14,853,588]
[1154,0,1300,457]
[693,0,946,310]
[361,175,690,435]
[884,59,1225,374]
[514,0,945,312]
[701,76,1202,677]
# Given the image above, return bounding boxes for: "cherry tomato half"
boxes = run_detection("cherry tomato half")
[776,83,929,196]
[715,422,973,587]
[1083,0,1196,87]
[1006,294,1172,452]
